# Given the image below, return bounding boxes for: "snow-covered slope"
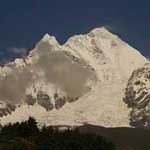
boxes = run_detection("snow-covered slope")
[0,27,148,127]
[64,27,147,82]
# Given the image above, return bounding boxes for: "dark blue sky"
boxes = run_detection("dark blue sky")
[0,0,150,62]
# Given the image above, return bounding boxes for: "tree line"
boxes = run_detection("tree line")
[0,117,116,150]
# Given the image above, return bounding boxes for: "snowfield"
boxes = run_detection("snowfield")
[0,27,148,127]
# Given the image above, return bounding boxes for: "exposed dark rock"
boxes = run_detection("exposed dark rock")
[7,103,16,112]
[134,80,141,85]
[37,91,54,111]
[124,65,150,128]
[55,96,66,110]
[67,96,79,103]
[25,95,36,105]
[0,102,16,117]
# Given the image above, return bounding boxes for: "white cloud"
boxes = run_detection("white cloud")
[8,47,28,57]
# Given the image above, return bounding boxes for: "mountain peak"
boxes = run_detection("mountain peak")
[39,33,59,47]
[42,33,52,41]
[88,26,117,39]
[91,26,109,32]
[42,33,55,41]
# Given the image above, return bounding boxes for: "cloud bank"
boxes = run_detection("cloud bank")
[0,41,96,106]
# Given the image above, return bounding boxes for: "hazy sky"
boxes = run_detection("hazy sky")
[0,0,150,62]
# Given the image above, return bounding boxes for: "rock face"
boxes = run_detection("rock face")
[124,63,150,127]
[0,27,147,127]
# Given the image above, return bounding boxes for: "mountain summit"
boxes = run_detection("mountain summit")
[0,27,148,127]
[41,33,59,45]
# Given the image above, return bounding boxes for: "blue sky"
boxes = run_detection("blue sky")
[0,0,150,62]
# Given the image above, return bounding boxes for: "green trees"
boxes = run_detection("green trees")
[0,117,116,150]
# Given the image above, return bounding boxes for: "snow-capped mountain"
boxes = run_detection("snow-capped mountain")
[0,27,148,127]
